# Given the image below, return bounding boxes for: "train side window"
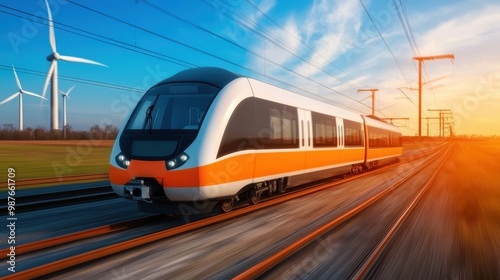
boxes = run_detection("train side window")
[344,119,363,147]
[265,103,298,147]
[367,126,401,148]
[218,97,299,158]
[311,112,337,147]
[218,98,257,158]
[270,108,282,143]
[282,110,296,144]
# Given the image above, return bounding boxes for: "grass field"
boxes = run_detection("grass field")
[0,140,113,181]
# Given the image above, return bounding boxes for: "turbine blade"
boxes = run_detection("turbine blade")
[60,85,76,96]
[42,61,56,100]
[66,85,76,96]
[44,0,56,53]
[23,91,48,101]
[58,55,107,67]
[12,66,22,91]
[0,92,20,106]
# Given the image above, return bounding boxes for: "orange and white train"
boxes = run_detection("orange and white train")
[109,67,402,213]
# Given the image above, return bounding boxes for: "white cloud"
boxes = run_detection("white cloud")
[418,5,500,55]
[245,0,500,135]
[248,0,363,78]
[246,0,276,29]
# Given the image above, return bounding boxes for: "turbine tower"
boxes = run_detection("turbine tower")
[0,66,47,131]
[42,0,106,131]
[60,86,75,132]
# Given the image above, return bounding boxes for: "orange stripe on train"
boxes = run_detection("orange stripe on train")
[167,149,366,187]
[111,148,398,188]
[367,147,402,160]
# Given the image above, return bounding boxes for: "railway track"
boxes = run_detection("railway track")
[0,173,112,212]
[0,215,161,258]
[0,173,109,189]
[235,143,453,279]
[0,185,116,213]
[1,143,449,279]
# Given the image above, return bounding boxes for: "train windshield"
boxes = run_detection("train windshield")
[127,83,219,131]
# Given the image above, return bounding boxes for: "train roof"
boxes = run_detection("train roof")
[363,115,401,132]
[154,67,400,131]
[156,67,242,89]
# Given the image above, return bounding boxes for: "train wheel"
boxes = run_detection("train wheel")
[218,199,234,213]
[247,190,261,205]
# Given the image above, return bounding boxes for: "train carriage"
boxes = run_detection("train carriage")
[363,115,403,169]
[109,67,402,214]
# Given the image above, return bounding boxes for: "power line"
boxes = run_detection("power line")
[0,64,142,93]
[0,3,368,114]
[0,5,197,69]
[1,2,416,126]
[91,0,376,113]
[393,0,420,60]
[197,0,383,114]
[358,0,413,85]
[357,0,415,121]
[245,0,370,90]
[392,0,441,113]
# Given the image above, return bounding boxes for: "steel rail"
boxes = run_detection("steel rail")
[233,143,451,279]
[0,173,108,189]
[0,215,160,259]
[352,143,454,279]
[0,186,116,213]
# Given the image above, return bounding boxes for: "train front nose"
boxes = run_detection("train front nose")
[110,159,167,197]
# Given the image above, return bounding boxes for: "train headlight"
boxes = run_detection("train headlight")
[167,160,176,168]
[166,152,190,170]
[179,154,188,162]
[115,153,130,169]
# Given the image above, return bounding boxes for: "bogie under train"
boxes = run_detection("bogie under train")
[109,67,402,214]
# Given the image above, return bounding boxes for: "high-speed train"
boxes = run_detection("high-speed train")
[109,67,402,214]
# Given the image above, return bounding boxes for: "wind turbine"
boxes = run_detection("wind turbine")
[42,0,106,131]
[60,85,75,131]
[0,66,47,131]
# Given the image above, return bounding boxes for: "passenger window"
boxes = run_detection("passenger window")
[217,97,299,158]
[312,112,337,147]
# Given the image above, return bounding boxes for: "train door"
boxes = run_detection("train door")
[360,115,368,165]
[298,108,312,150]
[337,118,344,148]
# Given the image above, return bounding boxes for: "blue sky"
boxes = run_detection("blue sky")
[1,0,499,135]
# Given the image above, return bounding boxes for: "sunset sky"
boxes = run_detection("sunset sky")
[0,0,499,136]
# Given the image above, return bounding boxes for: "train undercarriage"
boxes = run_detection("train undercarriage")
[123,160,395,214]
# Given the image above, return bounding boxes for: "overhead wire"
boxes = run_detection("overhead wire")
[197,0,383,115]
[1,1,420,131]
[244,0,371,91]
[72,0,374,113]
[357,0,419,131]
[234,0,417,122]
[0,5,197,69]
[393,0,443,114]
[0,3,368,114]
[0,64,142,93]
[358,0,413,86]
[242,0,420,134]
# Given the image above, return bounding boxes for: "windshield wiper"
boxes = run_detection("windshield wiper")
[144,95,159,133]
